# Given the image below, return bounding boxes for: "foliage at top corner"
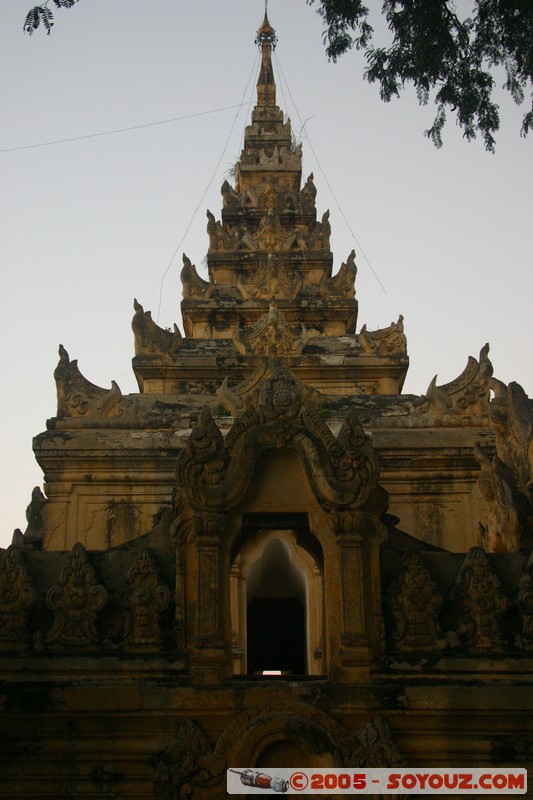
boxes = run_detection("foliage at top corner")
[23,1,80,37]
[23,0,533,150]
[307,0,533,151]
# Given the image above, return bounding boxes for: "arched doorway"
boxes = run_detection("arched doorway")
[247,538,306,674]
[230,516,324,676]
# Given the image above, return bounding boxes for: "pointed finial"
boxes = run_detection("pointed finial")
[255,9,277,50]
[255,9,277,108]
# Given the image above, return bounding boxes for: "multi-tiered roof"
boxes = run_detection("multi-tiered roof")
[133,13,408,400]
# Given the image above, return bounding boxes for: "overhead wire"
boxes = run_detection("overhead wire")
[0,105,248,154]
[273,51,398,315]
[152,49,260,322]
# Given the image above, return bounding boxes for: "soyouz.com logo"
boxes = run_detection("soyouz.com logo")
[227,768,527,794]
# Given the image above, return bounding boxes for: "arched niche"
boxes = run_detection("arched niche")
[231,525,324,676]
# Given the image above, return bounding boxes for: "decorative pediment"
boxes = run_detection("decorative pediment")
[132,299,182,357]
[54,345,122,419]
[176,363,379,512]
[359,315,407,356]
[233,302,308,356]
[236,255,303,300]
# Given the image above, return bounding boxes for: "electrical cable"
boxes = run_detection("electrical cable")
[0,104,248,154]
[273,52,399,314]
[152,50,260,322]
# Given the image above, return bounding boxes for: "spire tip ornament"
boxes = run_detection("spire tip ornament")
[255,10,277,50]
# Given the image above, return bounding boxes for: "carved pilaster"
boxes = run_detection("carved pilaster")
[193,513,225,645]
[334,511,367,647]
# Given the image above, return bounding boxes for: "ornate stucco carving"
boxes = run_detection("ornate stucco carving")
[389,552,444,650]
[300,172,317,209]
[451,547,509,651]
[54,345,122,419]
[45,542,108,648]
[236,255,303,300]
[238,142,302,170]
[131,300,181,356]
[153,719,221,800]
[221,174,316,214]
[153,704,406,798]
[132,299,182,357]
[0,546,35,649]
[348,717,406,768]
[476,379,533,552]
[181,253,213,299]
[320,250,357,299]
[122,548,170,648]
[233,302,309,356]
[207,207,330,254]
[177,364,379,512]
[419,343,493,420]
[359,315,407,356]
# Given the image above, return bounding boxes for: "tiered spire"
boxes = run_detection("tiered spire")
[178,13,357,344]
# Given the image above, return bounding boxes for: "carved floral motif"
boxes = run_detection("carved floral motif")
[451,547,509,651]
[54,345,122,419]
[0,546,35,648]
[122,548,170,647]
[45,542,107,647]
[389,552,444,650]
[132,299,182,357]
[359,315,407,356]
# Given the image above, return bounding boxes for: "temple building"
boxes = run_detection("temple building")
[1,14,532,799]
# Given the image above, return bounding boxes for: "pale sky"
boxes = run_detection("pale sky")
[1,0,531,548]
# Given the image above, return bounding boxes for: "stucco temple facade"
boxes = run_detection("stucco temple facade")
[1,15,532,799]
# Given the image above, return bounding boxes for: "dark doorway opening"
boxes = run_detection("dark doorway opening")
[247,597,305,674]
